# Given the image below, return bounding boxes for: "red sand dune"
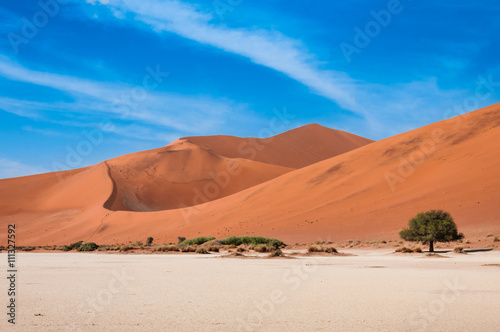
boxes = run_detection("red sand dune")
[0,124,372,244]
[1,105,499,245]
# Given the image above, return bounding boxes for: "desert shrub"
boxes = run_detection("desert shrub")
[220,236,285,247]
[166,245,179,252]
[454,246,464,253]
[308,246,337,253]
[158,245,179,252]
[395,247,414,253]
[77,242,99,252]
[308,246,320,253]
[381,240,387,244]
[494,237,499,242]
[62,245,71,252]
[413,247,422,253]
[68,241,83,250]
[120,245,133,252]
[207,246,219,252]
[179,237,215,246]
[269,249,283,257]
[180,245,197,252]
[236,246,246,252]
[177,236,186,244]
[146,237,154,246]
[254,245,269,253]
[195,247,209,254]
[324,247,338,253]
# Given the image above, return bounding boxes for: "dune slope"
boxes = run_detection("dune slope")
[91,103,500,245]
[0,124,373,244]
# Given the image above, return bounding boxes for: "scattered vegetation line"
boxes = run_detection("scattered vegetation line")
[179,236,216,246]
[220,236,285,247]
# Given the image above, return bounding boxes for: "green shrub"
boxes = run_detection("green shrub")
[77,242,99,252]
[179,236,215,246]
[146,237,154,246]
[68,241,83,250]
[220,236,285,247]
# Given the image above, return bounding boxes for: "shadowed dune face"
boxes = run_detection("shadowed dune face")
[104,141,295,211]
[101,124,373,212]
[1,106,499,245]
[182,123,374,168]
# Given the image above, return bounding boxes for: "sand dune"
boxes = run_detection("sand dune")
[0,124,372,244]
[105,140,295,211]
[182,123,374,168]
[1,105,499,245]
[85,103,500,245]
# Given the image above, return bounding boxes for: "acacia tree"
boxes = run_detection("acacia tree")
[399,210,464,252]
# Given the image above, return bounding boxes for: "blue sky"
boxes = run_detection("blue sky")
[0,0,499,178]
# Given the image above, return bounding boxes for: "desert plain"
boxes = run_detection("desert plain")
[1,248,499,331]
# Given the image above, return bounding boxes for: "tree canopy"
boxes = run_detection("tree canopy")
[399,210,463,252]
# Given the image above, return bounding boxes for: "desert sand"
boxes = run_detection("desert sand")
[0,104,499,245]
[1,250,499,331]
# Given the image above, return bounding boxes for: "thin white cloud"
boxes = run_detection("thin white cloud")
[84,0,358,110]
[0,158,50,179]
[82,0,486,139]
[0,56,247,135]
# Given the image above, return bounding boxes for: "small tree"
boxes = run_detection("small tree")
[399,210,463,252]
[146,237,154,246]
[177,236,186,244]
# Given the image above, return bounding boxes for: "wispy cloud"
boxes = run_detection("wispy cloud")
[84,0,358,110]
[0,158,50,179]
[82,0,486,139]
[0,56,248,139]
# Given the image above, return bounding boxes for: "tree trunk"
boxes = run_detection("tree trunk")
[429,241,434,253]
